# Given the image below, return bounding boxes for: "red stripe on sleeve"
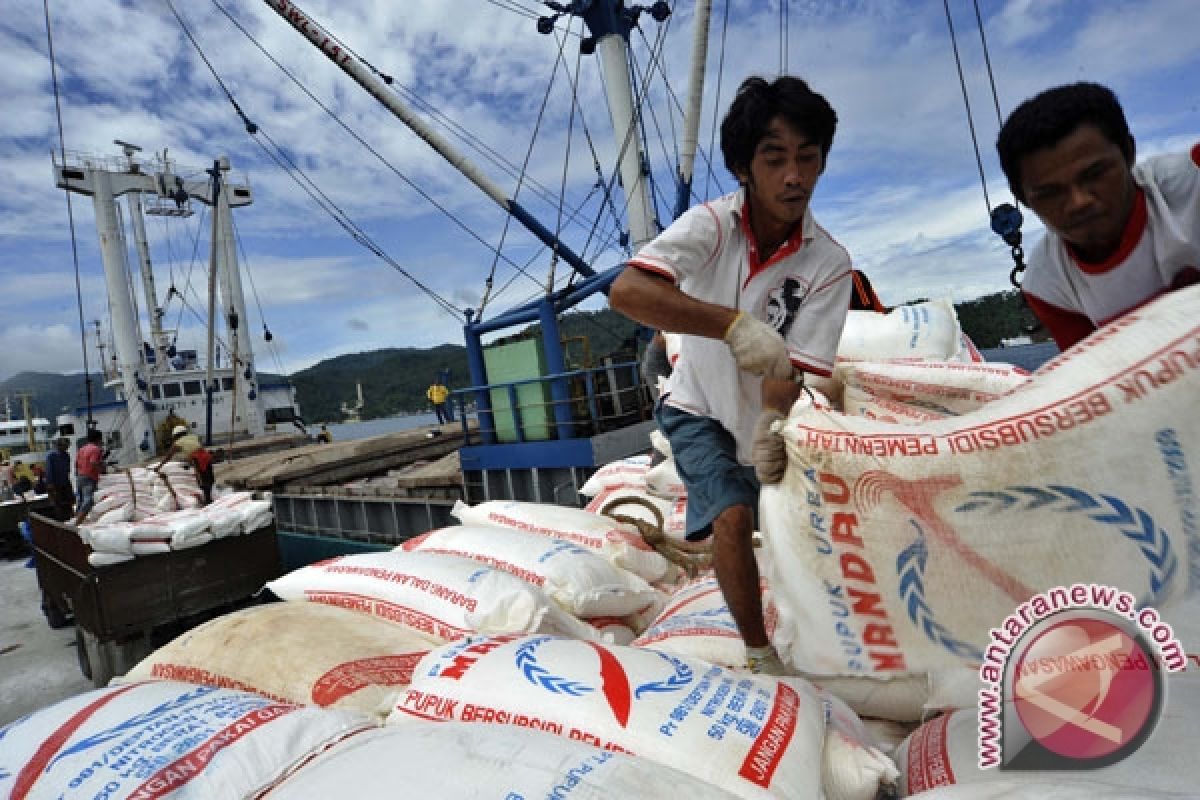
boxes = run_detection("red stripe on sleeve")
[627,260,677,283]
[1023,291,1095,351]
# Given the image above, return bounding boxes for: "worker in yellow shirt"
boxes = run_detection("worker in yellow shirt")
[426,381,450,424]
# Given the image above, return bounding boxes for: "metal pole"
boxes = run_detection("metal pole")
[675,0,712,219]
[204,161,220,447]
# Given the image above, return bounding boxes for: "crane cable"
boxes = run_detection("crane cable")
[165,0,463,321]
[941,0,1027,289]
[207,0,546,297]
[43,0,94,427]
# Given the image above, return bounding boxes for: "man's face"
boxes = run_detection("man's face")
[1018,124,1137,263]
[737,117,824,233]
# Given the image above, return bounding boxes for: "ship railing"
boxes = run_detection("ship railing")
[450,360,653,446]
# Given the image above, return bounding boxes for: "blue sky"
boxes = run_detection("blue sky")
[2,0,1198,382]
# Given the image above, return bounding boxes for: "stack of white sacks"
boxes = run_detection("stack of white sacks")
[76,463,273,566]
[5,478,901,799]
[10,296,1197,798]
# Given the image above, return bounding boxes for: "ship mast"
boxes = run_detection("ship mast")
[53,149,258,461]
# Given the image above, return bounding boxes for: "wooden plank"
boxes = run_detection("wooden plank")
[275,435,463,491]
[217,422,474,490]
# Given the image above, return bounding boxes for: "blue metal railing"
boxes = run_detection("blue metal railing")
[450,360,650,446]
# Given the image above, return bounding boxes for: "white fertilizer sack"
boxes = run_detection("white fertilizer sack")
[836,360,1031,416]
[266,549,600,644]
[762,287,1200,676]
[401,524,660,617]
[837,300,965,363]
[262,722,743,799]
[0,681,372,800]
[388,634,853,800]
[121,602,432,719]
[579,455,652,497]
[452,499,671,582]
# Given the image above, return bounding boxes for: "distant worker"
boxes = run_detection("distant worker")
[11,465,32,496]
[427,380,451,425]
[72,429,106,525]
[317,424,334,444]
[996,81,1199,350]
[156,424,216,505]
[0,460,13,490]
[609,75,852,675]
[46,439,74,520]
[32,464,48,496]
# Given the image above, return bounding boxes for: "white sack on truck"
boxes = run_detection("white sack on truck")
[265,549,603,644]
[0,681,372,800]
[262,721,744,799]
[762,286,1200,676]
[120,602,432,720]
[389,633,897,800]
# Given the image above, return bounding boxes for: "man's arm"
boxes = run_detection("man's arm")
[609,266,737,339]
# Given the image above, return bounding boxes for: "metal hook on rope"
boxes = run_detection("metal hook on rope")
[990,202,1027,289]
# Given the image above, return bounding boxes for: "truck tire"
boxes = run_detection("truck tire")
[43,591,71,629]
[75,625,92,681]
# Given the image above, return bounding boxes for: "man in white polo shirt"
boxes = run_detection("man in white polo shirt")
[610,75,852,674]
[996,81,1200,350]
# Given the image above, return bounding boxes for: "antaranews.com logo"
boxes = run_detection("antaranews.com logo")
[977,583,1185,770]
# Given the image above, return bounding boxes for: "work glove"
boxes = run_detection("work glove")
[723,312,793,380]
[752,409,788,485]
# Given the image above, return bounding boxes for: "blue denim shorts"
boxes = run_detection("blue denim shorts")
[77,476,98,516]
[655,403,759,541]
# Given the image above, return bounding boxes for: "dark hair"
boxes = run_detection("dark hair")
[87,429,103,444]
[720,76,838,182]
[996,82,1133,205]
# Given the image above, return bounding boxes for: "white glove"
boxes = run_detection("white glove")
[723,312,793,380]
[752,410,788,485]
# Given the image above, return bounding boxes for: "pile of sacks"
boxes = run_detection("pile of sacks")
[3,498,901,800]
[77,486,273,566]
[83,462,204,523]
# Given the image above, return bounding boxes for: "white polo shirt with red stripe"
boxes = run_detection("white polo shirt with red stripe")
[630,188,852,463]
[1024,143,1200,349]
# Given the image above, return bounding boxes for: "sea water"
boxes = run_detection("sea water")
[319,411,445,443]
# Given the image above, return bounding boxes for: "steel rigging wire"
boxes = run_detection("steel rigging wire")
[208,0,603,303]
[43,0,94,427]
[941,0,1029,291]
[164,0,463,322]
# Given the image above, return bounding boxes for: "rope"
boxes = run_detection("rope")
[941,0,992,215]
[598,496,712,579]
[43,0,94,427]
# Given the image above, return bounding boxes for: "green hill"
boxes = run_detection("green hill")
[5,293,1043,424]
